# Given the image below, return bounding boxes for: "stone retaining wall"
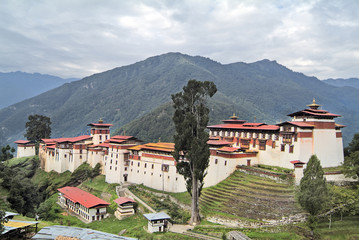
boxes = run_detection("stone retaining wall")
[236,165,294,183]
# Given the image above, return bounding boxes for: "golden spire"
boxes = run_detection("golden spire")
[307,98,321,110]
[230,113,238,120]
[98,118,104,123]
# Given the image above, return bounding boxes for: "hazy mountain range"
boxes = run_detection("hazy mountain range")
[323,78,359,89]
[0,71,78,109]
[0,53,358,147]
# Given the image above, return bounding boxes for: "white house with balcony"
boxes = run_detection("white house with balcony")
[143,212,171,233]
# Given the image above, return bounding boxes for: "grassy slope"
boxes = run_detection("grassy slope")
[317,215,359,240]
[199,170,300,221]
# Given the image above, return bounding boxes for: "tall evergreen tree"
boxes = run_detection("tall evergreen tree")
[0,210,6,234]
[172,79,217,225]
[298,155,328,230]
[24,114,51,153]
[343,132,359,180]
[0,145,15,161]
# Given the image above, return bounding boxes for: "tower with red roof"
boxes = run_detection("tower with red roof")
[87,119,113,145]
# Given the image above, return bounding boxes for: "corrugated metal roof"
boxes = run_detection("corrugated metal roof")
[143,212,171,221]
[5,211,18,218]
[32,225,137,240]
[1,219,38,235]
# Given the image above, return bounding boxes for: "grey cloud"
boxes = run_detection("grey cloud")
[0,0,358,79]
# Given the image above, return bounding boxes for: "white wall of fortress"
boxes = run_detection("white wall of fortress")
[16,145,36,158]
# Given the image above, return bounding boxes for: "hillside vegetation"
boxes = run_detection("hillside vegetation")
[199,170,301,221]
[0,53,358,146]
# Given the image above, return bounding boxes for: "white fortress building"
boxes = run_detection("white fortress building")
[14,140,36,158]
[32,100,344,192]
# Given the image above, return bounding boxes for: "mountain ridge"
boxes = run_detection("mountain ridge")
[0,52,358,147]
[323,78,359,89]
[0,71,78,109]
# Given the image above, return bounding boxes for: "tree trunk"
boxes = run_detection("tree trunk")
[190,177,201,225]
[329,213,331,229]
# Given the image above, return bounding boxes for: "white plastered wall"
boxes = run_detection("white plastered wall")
[16,145,35,158]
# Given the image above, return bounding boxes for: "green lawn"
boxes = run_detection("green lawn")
[323,166,344,173]
[316,215,359,240]
[134,183,192,206]
[4,156,34,167]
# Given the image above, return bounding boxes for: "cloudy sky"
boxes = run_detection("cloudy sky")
[0,0,358,79]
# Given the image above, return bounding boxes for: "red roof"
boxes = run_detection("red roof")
[111,136,134,140]
[218,146,241,152]
[87,123,113,127]
[130,142,175,153]
[278,121,314,128]
[208,123,279,131]
[14,140,31,144]
[207,140,232,145]
[290,160,305,164]
[222,119,247,124]
[242,123,265,127]
[42,135,92,144]
[56,135,92,143]
[114,197,136,205]
[209,136,220,140]
[288,108,341,118]
[108,139,126,144]
[97,143,110,148]
[58,187,110,209]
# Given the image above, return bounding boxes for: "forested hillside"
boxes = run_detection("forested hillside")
[0,53,358,146]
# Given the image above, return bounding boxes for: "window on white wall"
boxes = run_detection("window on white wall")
[161,164,169,172]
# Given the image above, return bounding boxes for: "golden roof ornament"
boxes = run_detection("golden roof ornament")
[307,98,321,110]
[230,113,238,120]
[98,118,104,124]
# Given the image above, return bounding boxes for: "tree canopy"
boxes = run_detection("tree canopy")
[0,145,15,162]
[24,114,51,152]
[172,79,217,225]
[343,132,359,180]
[298,155,328,230]
[0,210,6,234]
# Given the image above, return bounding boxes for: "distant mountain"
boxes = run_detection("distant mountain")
[323,78,359,89]
[0,53,358,147]
[0,71,79,109]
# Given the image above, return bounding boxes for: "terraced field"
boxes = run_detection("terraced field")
[199,170,302,220]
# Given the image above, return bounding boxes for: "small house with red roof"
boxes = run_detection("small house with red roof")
[114,197,136,219]
[14,140,35,158]
[58,186,110,223]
